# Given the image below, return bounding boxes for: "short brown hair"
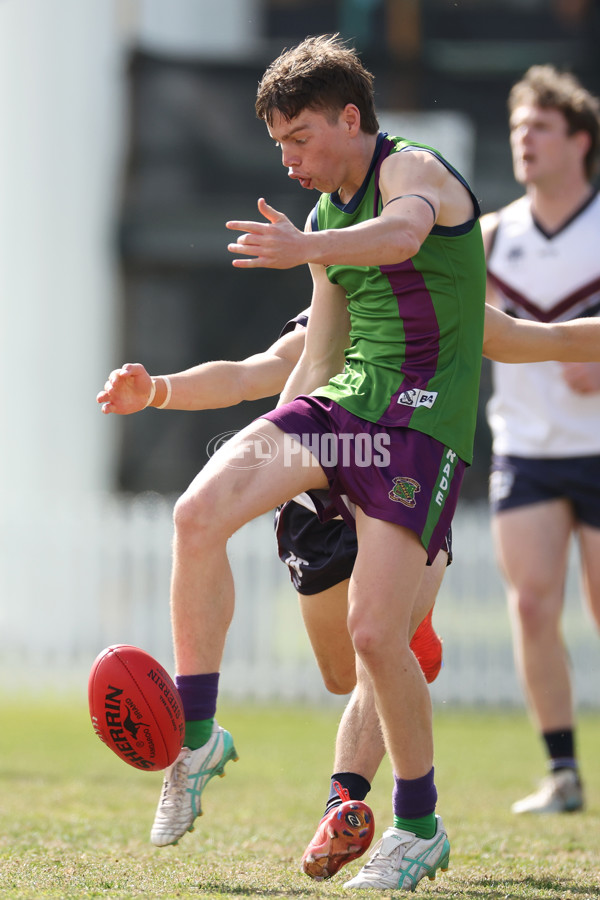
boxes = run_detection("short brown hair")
[255,34,379,134]
[509,65,600,178]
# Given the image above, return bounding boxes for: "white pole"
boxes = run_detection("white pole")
[0,0,125,499]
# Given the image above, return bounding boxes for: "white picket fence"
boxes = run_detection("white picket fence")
[1,491,598,708]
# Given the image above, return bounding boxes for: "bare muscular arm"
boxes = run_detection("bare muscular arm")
[97,327,305,415]
[279,262,350,405]
[226,150,474,270]
[484,304,600,364]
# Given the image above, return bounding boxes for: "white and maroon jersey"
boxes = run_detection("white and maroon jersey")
[486,191,600,457]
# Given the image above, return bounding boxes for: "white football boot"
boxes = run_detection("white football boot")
[344,816,450,892]
[511,768,583,815]
[150,723,238,846]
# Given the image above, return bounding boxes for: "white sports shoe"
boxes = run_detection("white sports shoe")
[150,723,238,846]
[343,816,450,892]
[511,769,583,815]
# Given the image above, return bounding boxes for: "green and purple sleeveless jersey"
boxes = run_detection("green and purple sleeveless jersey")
[312,133,486,464]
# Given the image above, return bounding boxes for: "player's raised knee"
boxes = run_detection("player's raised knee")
[320,664,356,695]
[173,485,221,543]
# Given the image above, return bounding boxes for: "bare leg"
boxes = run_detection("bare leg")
[492,500,574,733]
[300,542,446,880]
[299,580,356,695]
[493,500,590,815]
[578,523,600,632]
[152,421,330,848]
[170,420,328,674]
[332,552,447,781]
[333,660,385,782]
[348,513,431,781]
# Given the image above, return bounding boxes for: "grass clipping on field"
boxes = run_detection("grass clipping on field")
[0,701,599,899]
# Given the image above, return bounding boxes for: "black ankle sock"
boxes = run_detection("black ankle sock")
[542,729,577,771]
[324,772,371,815]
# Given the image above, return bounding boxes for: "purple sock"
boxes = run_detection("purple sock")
[175,672,220,721]
[393,767,437,818]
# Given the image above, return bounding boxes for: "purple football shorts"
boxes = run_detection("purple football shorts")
[261,395,465,564]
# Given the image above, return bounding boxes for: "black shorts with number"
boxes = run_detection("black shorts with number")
[275,499,452,596]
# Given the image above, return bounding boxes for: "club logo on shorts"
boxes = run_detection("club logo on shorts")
[388,476,421,507]
[284,551,309,588]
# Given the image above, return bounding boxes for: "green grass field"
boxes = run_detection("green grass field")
[1,699,599,899]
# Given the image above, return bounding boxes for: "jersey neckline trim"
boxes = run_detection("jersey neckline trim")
[532,188,598,240]
[329,132,388,214]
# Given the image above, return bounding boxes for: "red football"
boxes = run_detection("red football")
[88,644,184,771]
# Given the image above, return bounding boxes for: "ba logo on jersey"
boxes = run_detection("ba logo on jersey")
[397,388,438,409]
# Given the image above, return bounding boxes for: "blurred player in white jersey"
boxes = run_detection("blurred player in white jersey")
[483,65,600,814]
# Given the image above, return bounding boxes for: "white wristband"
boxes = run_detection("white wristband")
[157,375,172,409]
[144,378,157,408]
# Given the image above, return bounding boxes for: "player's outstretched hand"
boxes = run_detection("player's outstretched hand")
[226,198,308,269]
[560,361,600,395]
[97,363,153,414]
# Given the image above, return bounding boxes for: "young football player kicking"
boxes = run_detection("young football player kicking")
[99,300,600,880]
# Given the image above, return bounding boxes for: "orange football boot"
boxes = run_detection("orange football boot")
[302,782,375,880]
